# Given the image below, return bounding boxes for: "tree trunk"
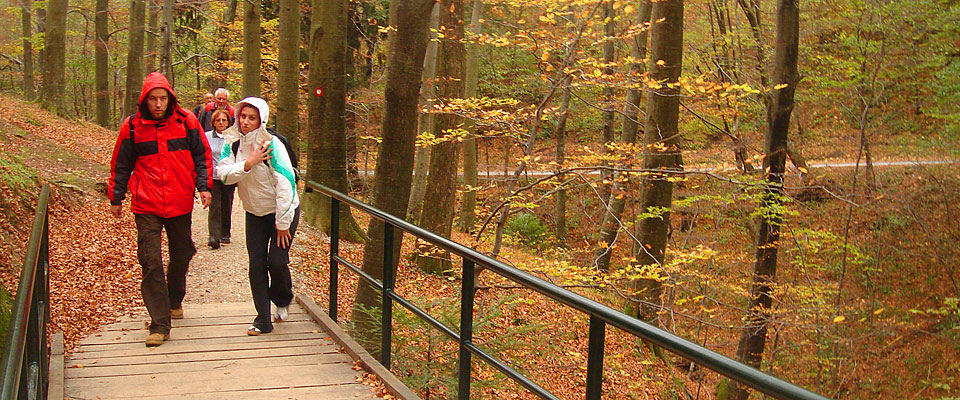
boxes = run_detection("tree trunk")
[303,0,366,243]
[145,0,158,72]
[407,2,440,220]
[277,0,300,149]
[737,0,768,91]
[458,0,482,233]
[350,0,434,357]
[41,0,68,115]
[223,0,239,24]
[416,0,465,275]
[123,0,146,116]
[597,0,616,204]
[242,0,262,97]
[594,0,652,272]
[721,1,798,398]
[160,0,174,82]
[553,74,573,246]
[95,0,110,126]
[628,0,683,335]
[21,0,35,101]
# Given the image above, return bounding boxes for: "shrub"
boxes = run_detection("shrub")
[504,212,549,247]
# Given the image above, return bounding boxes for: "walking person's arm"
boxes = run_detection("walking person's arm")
[186,115,213,208]
[268,137,299,248]
[108,117,136,218]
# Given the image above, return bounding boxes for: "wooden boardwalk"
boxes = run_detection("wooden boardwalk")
[63,302,375,399]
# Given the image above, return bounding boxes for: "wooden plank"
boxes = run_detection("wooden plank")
[66,353,353,378]
[65,363,362,398]
[98,383,374,400]
[67,343,342,367]
[70,334,334,359]
[79,321,320,345]
[49,332,65,400]
[109,302,306,320]
[99,313,312,331]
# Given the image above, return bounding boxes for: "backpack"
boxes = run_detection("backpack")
[231,127,300,183]
[126,109,190,157]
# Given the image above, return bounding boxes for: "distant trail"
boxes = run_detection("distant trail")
[350,159,957,178]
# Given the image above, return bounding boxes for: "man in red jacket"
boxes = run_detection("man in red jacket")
[108,72,213,347]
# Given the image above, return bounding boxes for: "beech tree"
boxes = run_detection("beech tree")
[629,0,683,333]
[303,0,365,242]
[95,0,109,126]
[458,0,483,233]
[41,0,68,115]
[416,0,466,274]
[123,0,146,116]
[720,0,800,398]
[242,0,261,97]
[407,2,439,220]
[594,0,652,271]
[21,0,35,101]
[351,0,435,355]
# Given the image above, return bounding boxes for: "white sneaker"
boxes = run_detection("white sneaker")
[274,306,289,321]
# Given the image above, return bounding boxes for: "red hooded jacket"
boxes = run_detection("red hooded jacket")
[108,72,213,218]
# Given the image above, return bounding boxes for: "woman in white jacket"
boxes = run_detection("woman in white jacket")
[217,97,300,335]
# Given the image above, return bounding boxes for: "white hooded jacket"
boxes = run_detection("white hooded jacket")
[217,97,300,230]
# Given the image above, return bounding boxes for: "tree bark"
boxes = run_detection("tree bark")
[41,0,68,115]
[303,0,365,243]
[242,0,262,97]
[594,0,652,272]
[159,0,174,82]
[145,0,158,72]
[722,1,798,398]
[458,0,482,233]
[407,2,440,220]
[350,0,434,357]
[553,74,573,245]
[597,0,617,204]
[95,0,110,126]
[277,0,300,149]
[628,0,683,334]
[21,0,35,101]
[223,0,239,24]
[123,0,146,116]
[416,0,465,275]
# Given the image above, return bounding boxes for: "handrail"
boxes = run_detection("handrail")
[1,185,51,400]
[307,181,830,400]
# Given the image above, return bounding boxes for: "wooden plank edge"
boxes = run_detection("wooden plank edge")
[296,294,423,400]
[49,331,65,400]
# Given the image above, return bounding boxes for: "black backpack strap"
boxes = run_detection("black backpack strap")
[126,114,138,157]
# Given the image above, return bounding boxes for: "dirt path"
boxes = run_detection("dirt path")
[182,196,313,306]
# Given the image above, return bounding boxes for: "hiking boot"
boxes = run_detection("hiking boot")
[145,332,169,347]
[208,238,220,249]
[220,237,231,244]
[170,308,184,319]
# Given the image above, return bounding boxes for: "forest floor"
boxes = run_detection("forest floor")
[0,94,958,399]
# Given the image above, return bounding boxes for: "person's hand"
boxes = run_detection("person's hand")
[110,204,123,219]
[276,228,292,249]
[200,191,212,208]
[244,140,272,171]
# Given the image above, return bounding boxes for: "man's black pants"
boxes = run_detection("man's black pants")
[135,212,195,335]
[245,208,300,332]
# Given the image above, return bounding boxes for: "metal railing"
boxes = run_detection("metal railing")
[1,185,51,400]
[307,181,829,400]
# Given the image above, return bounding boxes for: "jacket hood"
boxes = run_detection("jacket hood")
[233,97,270,133]
[138,72,179,120]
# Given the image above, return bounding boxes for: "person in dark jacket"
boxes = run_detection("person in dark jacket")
[192,92,213,118]
[108,72,213,347]
[198,88,235,132]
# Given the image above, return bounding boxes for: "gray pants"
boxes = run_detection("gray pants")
[207,180,236,241]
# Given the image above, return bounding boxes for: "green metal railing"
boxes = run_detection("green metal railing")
[307,181,830,400]
[1,185,51,400]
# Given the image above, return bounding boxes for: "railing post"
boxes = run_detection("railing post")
[381,221,395,369]
[457,258,476,400]
[585,315,605,400]
[329,198,340,321]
